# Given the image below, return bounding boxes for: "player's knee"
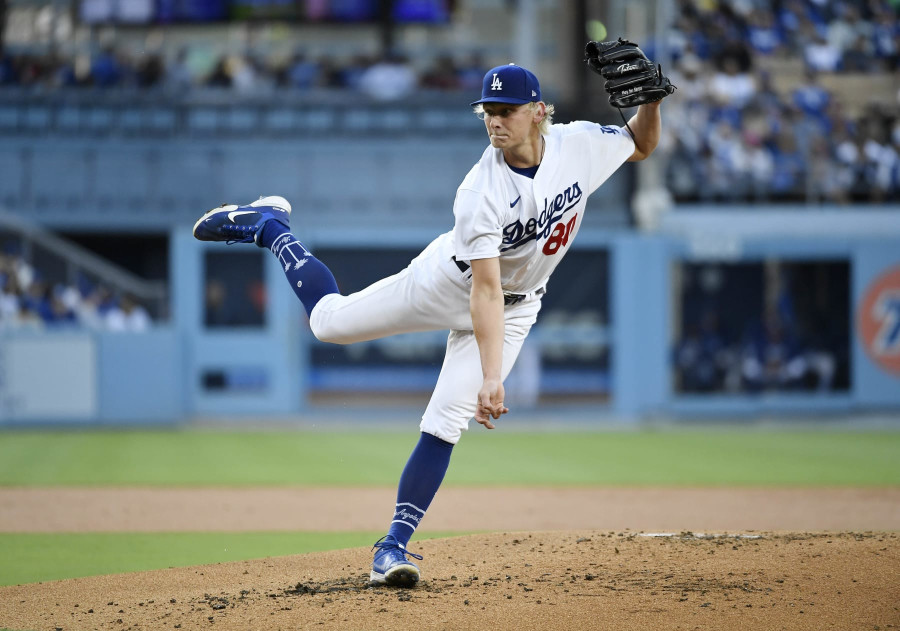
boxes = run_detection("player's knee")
[419,418,464,445]
[310,323,354,345]
[308,300,354,344]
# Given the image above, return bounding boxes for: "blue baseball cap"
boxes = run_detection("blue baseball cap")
[470,63,542,106]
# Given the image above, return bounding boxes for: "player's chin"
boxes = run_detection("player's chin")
[489,135,508,147]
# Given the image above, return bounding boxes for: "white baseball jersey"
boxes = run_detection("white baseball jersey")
[309,120,634,443]
[451,121,635,295]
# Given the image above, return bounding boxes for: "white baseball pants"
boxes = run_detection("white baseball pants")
[309,234,542,444]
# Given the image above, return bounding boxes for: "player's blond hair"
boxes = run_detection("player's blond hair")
[473,102,555,135]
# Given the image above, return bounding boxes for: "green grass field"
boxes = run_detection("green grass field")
[2,428,898,487]
[1,428,898,587]
[0,531,462,587]
[0,532,379,586]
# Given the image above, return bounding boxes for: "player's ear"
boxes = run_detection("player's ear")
[532,102,547,123]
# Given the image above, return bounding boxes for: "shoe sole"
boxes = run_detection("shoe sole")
[192,205,237,240]
[370,565,420,588]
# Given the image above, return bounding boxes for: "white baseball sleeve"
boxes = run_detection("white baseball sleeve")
[452,188,504,262]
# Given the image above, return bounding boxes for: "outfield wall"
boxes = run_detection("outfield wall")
[2,208,898,425]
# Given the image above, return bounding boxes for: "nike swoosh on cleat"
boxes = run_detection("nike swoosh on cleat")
[228,210,257,222]
[510,196,521,208]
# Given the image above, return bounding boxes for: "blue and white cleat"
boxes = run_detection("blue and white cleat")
[192,195,292,246]
[370,535,423,587]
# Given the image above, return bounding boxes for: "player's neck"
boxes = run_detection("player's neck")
[503,135,545,169]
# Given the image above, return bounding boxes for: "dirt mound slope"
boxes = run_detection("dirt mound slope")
[1,530,897,631]
[3,487,899,532]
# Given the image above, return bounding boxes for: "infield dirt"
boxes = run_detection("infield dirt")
[1,487,898,630]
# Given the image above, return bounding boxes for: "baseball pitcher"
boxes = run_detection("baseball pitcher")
[193,40,675,587]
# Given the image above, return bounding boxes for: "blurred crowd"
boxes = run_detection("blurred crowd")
[661,0,900,202]
[0,0,898,202]
[0,248,152,332]
[0,46,488,100]
[673,261,848,395]
[675,308,839,394]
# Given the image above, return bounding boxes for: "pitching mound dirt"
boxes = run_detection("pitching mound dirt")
[3,487,899,533]
[2,530,898,631]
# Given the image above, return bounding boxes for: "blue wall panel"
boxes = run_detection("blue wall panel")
[171,231,306,419]
[97,329,184,422]
[611,235,670,419]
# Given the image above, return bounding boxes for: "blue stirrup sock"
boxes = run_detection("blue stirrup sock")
[259,220,339,317]
[387,432,454,546]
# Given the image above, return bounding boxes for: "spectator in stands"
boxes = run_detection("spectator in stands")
[792,69,831,127]
[20,279,50,321]
[744,133,777,200]
[675,309,731,393]
[165,49,194,91]
[358,52,417,101]
[204,279,230,327]
[73,284,106,329]
[136,53,165,88]
[455,52,487,91]
[709,56,757,111]
[670,52,707,103]
[282,50,322,90]
[0,291,19,326]
[840,34,872,72]
[703,17,748,65]
[45,287,78,327]
[667,137,705,199]
[90,46,124,87]
[206,56,232,88]
[678,13,714,60]
[775,0,807,48]
[740,309,811,392]
[334,53,372,90]
[0,249,31,287]
[746,8,787,56]
[826,5,872,58]
[105,294,151,332]
[807,135,842,202]
[707,120,749,198]
[804,32,843,72]
[833,125,866,200]
[864,122,899,201]
[871,9,899,69]
[421,55,461,91]
[230,54,265,94]
[302,56,332,89]
[52,55,81,88]
[769,128,807,198]
[0,257,23,326]
[0,54,17,85]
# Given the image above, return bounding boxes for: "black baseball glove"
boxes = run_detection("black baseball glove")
[584,38,676,108]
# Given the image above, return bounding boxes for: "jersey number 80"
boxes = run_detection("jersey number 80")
[542,214,578,255]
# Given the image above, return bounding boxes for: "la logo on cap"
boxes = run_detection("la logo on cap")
[471,63,541,106]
